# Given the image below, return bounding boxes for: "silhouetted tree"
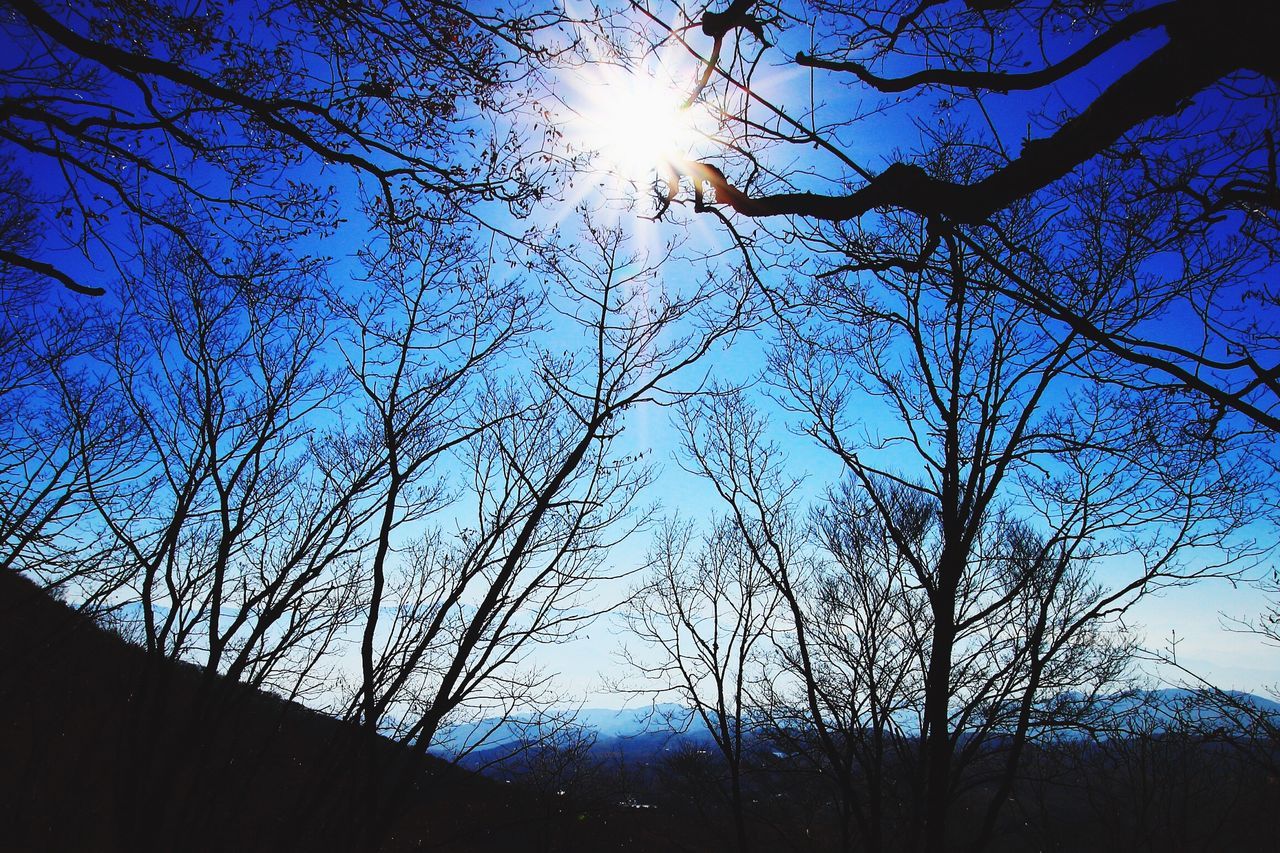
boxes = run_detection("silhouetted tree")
[0,291,132,602]
[357,218,756,756]
[673,172,1265,851]
[622,516,783,851]
[81,233,347,694]
[629,0,1280,432]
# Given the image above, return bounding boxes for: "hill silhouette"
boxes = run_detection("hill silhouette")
[0,571,687,852]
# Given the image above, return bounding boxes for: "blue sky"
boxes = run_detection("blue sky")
[523,0,1280,704]
[4,0,1277,714]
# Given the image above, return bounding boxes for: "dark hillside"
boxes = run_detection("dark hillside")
[0,572,685,852]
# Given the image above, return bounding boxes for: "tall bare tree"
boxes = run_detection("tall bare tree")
[81,233,344,691]
[670,183,1264,851]
[622,516,783,852]
[352,217,757,755]
[323,217,538,735]
[0,287,132,601]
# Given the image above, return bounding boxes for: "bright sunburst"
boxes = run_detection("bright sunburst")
[565,62,709,186]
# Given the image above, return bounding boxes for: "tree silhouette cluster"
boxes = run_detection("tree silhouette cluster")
[1,2,1278,852]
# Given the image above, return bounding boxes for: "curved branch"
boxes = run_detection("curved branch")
[674,39,1235,223]
[795,3,1175,94]
[681,0,770,106]
[0,249,104,296]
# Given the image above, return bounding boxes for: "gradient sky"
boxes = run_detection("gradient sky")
[5,0,1277,711]
[527,0,1280,705]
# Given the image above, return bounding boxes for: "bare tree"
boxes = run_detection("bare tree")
[622,516,782,852]
[352,217,757,755]
[0,0,571,298]
[78,232,350,696]
[0,289,133,602]
[287,217,756,844]
[671,187,1264,851]
[0,163,136,588]
[319,217,538,735]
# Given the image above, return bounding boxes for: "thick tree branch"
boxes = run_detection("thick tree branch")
[0,249,104,296]
[700,0,767,42]
[673,39,1235,223]
[795,3,1175,94]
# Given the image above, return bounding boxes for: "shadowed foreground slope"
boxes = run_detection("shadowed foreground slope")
[0,572,681,852]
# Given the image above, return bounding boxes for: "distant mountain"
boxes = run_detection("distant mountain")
[435,703,709,756]
[1076,687,1280,732]
[442,686,1280,761]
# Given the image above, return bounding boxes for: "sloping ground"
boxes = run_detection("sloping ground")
[0,572,690,852]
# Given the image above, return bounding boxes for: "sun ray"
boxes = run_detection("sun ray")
[569,65,704,180]
[555,39,712,213]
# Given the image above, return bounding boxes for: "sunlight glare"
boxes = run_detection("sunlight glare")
[568,64,707,185]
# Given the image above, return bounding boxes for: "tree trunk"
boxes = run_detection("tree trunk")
[920,601,956,853]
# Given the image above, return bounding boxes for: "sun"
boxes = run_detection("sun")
[566,63,708,185]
